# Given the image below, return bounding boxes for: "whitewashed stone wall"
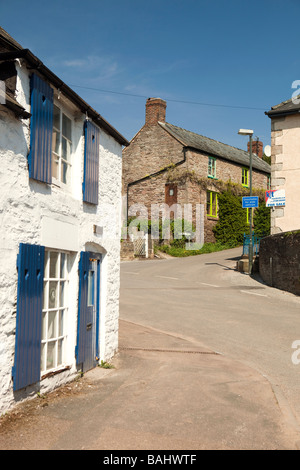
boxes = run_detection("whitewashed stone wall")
[0,61,123,414]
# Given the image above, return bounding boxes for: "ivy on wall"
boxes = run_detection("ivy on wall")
[166,167,270,246]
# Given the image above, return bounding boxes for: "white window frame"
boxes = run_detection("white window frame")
[52,103,73,187]
[208,156,217,178]
[41,250,70,374]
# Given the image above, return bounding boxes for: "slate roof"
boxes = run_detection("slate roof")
[159,121,271,174]
[266,96,300,117]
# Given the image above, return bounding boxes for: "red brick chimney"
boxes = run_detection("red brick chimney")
[145,98,166,125]
[247,139,263,158]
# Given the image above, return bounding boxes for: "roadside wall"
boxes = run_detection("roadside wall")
[259,231,300,295]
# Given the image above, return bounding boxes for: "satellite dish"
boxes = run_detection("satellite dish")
[264,145,271,157]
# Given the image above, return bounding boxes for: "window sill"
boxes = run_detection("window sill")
[52,178,72,194]
[207,216,219,220]
[208,175,218,180]
[41,365,71,380]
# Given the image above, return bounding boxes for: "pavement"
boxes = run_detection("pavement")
[0,316,299,450]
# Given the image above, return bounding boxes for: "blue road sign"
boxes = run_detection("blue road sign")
[242,196,259,208]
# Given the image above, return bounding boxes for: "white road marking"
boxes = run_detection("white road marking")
[200,282,219,288]
[240,290,268,297]
[123,272,140,275]
[156,275,179,280]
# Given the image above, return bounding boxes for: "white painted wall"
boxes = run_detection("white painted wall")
[0,61,123,414]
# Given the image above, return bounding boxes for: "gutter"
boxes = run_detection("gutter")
[126,147,187,220]
[0,49,129,147]
[265,109,300,119]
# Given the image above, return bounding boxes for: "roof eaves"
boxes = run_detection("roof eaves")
[0,48,129,146]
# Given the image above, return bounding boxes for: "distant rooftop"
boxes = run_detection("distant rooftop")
[266,95,300,117]
[159,121,271,174]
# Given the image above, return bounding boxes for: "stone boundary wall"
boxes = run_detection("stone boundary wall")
[259,231,300,295]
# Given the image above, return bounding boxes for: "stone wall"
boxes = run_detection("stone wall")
[259,231,300,295]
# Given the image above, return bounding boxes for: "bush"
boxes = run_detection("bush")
[253,203,270,237]
[212,191,248,246]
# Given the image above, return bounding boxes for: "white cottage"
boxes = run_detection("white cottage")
[0,28,128,413]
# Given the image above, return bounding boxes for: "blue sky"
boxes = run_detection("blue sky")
[2,0,300,150]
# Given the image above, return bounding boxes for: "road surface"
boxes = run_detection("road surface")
[120,247,300,426]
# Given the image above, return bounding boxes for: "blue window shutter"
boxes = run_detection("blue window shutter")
[83,120,100,204]
[28,74,53,183]
[75,251,90,364]
[13,243,45,391]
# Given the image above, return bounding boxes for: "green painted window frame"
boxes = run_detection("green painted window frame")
[208,156,217,178]
[242,167,249,187]
[206,190,218,218]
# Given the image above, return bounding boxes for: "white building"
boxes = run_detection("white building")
[0,28,128,414]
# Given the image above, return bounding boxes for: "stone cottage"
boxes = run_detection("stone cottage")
[0,28,128,414]
[122,98,271,242]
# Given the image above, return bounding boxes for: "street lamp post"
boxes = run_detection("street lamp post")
[238,129,254,275]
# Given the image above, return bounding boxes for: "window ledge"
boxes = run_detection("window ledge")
[208,175,218,180]
[207,216,219,220]
[41,365,71,380]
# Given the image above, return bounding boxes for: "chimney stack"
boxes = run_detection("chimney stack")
[145,98,166,125]
[248,139,263,158]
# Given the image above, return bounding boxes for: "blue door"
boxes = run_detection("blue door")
[76,252,101,372]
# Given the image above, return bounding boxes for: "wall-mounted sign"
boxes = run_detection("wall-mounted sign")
[265,189,285,207]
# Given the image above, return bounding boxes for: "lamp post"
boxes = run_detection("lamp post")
[238,129,254,275]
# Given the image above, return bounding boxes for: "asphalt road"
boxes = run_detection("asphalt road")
[1,246,300,450]
[120,247,300,425]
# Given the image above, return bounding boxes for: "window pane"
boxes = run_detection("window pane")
[48,311,57,339]
[52,130,60,155]
[50,252,59,278]
[61,161,70,184]
[47,342,56,370]
[62,114,71,140]
[60,282,66,308]
[53,105,60,130]
[41,343,46,371]
[43,282,47,309]
[62,137,71,161]
[52,154,59,179]
[41,312,47,340]
[60,253,66,278]
[58,310,64,337]
[57,339,63,366]
[44,252,49,279]
[49,281,58,308]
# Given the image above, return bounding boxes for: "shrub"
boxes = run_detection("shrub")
[212,191,248,246]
